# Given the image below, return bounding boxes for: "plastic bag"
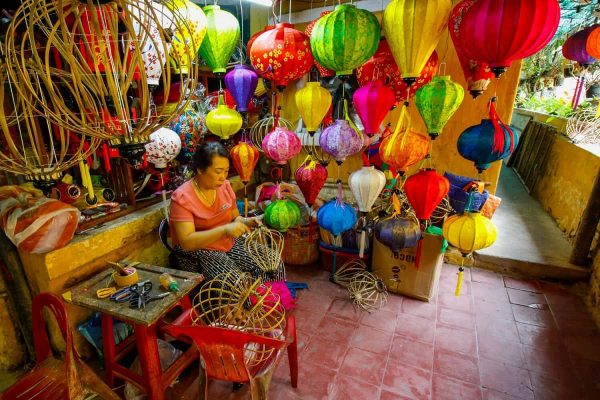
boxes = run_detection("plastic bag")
[77,312,133,360]
[443,172,489,214]
[124,339,183,400]
[0,185,80,253]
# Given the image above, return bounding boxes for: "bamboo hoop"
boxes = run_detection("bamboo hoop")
[245,225,284,274]
[250,116,293,152]
[347,271,388,312]
[566,107,600,144]
[331,258,367,288]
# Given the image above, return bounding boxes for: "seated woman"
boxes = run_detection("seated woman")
[169,141,285,282]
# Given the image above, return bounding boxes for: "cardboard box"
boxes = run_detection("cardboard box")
[371,233,445,302]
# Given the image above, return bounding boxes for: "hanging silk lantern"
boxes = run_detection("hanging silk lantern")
[310,4,380,76]
[205,94,243,140]
[163,0,207,75]
[564,26,598,67]
[144,127,182,169]
[404,169,450,224]
[230,141,259,184]
[383,0,451,84]
[261,126,302,165]
[295,82,332,134]
[375,218,422,257]
[319,120,364,164]
[224,65,258,113]
[199,5,240,76]
[295,159,328,207]
[447,1,494,98]
[356,39,438,103]
[249,23,314,89]
[353,82,396,136]
[305,11,335,77]
[379,106,430,174]
[415,76,464,139]
[451,0,560,77]
[586,26,600,60]
[443,212,497,256]
[247,25,274,57]
[166,103,204,161]
[317,199,358,237]
[457,101,518,173]
[264,199,302,232]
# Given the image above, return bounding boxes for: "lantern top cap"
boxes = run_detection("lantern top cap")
[334,3,356,10]
[274,22,295,28]
[203,4,221,11]
[306,82,322,87]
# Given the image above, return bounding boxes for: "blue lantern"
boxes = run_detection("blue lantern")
[457,120,519,173]
[224,65,258,113]
[317,199,357,237]
[375,217,421,257]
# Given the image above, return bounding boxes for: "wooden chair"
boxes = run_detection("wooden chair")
[0,293,120,400]
[163,308,298,400]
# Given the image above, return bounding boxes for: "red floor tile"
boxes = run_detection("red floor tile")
[435,324,478,355]
[553,309,599,336]
[475,315,520,343]
[389,334,435,371]
[360,307,398,333]
[401,297,438,320]
[529,371,585,400]
[339,347,387,387]
[478,333,526,368]
[326,296,363,323]
[292,307,326,332]
[349,325,393,355]
[316,315,359,346]
[481,388,529,400]
[433,349,480,385]
[395,313,437,343]
[473,297,515,321]
[382,361,432,400]
[275,360,337,400]
[506,288,548,308]
[301,337,348,371]
[479,357,534,400]
[563,332,600,362]
[569,355,600,399]
[503,277,542,293]
[472,281,509,303]
[379,390,414,400]
[438,306,476,330]
[328,374,381,400]
[511,304,556,328]
[522,343,577,382]
[471,269,504,286]
[439,275,472,296]
[515,322,561,350]
[438,290,474,312]
[432,373,482,400]
[384,292,405,312]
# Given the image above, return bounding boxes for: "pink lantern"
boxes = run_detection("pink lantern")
[295,159,328,206]
[261,126,302,165]
[353,82,396,136]
[319,119,364,164]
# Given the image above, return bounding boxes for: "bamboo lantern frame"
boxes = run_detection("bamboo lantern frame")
[347,271,388,312]
[245,225,284,274]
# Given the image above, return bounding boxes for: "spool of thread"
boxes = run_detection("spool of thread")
[94,187,116,203]
[112,267,139,287]
[54,183,82,204]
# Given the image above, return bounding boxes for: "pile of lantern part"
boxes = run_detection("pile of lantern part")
[331,259,388,312]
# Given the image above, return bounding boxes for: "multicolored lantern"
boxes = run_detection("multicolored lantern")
[166,104,204,161]
[199,5,240,75]
[404,169,450,224]
[310,4,380,76]
[261,126,302,165]
[247,25,274,58]
[231,140,260,216]
[304,11,335,77]
[415,76,464,139]
[163,0,207,75]
[379,106,430,174]
[317,199,358,237]
[349,166,387,256]
[586,26,600,60]
[249,23,313,89]
[353,82,396,136]
[264,199,302,232]
[295,159,328,207]
[144,127,182,169]
[295,82,332,134]
[457,101,518,173]
[205,94,243,140]
[375,217,421,257]
[356,39,439,102]
[447,1,494,98]
[450,0,560,77]
[319,120,364,164]
[383,0,451,83]
[224,65,258,113]
[564,26,598,67]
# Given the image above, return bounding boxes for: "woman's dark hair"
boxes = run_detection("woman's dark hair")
[191,141,229,173]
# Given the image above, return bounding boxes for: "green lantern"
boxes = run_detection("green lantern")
[264,200,301,232]
[199,5,240,76]
[310,4,380,76]
[415,76,465,140]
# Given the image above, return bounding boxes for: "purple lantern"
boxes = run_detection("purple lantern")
[262,126,302,165]
[563,27,598,67]
[224,65,259,112]
[319,119,363,164]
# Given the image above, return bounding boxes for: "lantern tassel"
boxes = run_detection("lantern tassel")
[244,184,249,218]
[359,229,366,258]
[415,237,423,269]
[455,265,465,297]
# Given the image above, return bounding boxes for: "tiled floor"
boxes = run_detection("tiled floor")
[189,262,600,400]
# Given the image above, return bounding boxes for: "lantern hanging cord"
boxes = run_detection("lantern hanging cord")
[288,0,292,23]
[239,0,244,64]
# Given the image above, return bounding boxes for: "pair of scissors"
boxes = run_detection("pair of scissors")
[96,287,118,299]
[129,280,153,309]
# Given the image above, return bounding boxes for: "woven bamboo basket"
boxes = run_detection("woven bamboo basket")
[281,223,320,265]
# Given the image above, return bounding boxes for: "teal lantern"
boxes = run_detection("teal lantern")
[415,76,464,140]
[199,5,240,76]
[310,4,380,76]
[264,199,301,232]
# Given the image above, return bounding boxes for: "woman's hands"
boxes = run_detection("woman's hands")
[234,215,261,229]
[224,221,250,238]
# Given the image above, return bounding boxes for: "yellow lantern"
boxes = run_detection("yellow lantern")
[205,94,243,140]
[164,0,208,75]
[295,82,332,134]
[383,0,451,83]
[280,83,301,129]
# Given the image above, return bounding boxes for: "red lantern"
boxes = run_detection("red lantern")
[295,159,328,207]
[404,169,450,224]
[353,82,396,136]
[356,39,438,102]
[247,25,274,57]
[305,11,335,78]
[250,23,314,89]
[450,0,561,77]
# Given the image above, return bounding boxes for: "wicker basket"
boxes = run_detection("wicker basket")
[319,242,371,273]
[281,224,320,265]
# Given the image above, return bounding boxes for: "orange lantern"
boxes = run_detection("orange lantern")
[230,140,260,216]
